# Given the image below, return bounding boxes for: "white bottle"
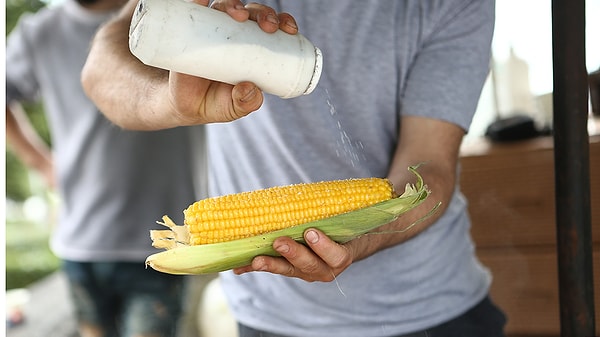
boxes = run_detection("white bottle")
[129,0,323,99]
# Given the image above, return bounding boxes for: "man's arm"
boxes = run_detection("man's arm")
[6,103,55,188]
[81,0,297,130]
[358,115,465,257]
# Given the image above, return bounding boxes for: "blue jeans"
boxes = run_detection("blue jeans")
[62,260,184,337]
[237,296,506,337]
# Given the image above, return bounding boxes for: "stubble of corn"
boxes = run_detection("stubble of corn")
[183,178,395,245]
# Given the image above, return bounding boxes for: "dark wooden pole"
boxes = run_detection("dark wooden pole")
[551,0,596,336]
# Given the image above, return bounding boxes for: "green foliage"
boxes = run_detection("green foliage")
[6,154,32,202]
[6,0,47,34]
[5,219,60,290]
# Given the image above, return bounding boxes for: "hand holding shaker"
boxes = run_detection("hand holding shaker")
[129,0,323,99]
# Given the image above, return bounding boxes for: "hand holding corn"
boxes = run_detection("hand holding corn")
[146,165,437,275]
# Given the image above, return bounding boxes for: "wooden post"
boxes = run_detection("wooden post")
[551,0,596,336]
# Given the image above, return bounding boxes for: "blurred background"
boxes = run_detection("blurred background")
[5,0,59,292]
[3,0,600,336]
[5,0,600,297]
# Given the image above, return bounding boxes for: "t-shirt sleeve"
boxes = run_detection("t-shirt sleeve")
[6,15,41,104]
[401,0,495,131]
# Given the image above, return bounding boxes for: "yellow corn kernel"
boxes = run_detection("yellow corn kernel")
[184,177,395,245]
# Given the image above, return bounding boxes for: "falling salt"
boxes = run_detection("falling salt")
[322,88,366,167]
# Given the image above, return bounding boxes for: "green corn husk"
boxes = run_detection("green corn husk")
[145,165,436,275]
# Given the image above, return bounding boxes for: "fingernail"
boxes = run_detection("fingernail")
[305,230,319,244]
[266,13,279,25]
[234,3,245,10]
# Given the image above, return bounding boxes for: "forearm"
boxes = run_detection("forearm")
[81,0,179,130]
[347,161,456,262]
[346,117,463,262]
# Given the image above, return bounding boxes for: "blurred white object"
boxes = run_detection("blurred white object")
[22,195,48,224]
[199,278,238,337]
[534,92,553,129]
[6,288,31,309]
[6,288,30,327]
[494,48,538,117]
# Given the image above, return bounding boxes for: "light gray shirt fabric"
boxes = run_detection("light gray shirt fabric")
[6,0,199,262]
[208,1,495,336]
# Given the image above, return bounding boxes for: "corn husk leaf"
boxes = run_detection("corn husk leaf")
[146,165,436,275]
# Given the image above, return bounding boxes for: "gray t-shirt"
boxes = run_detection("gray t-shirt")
[6,0,199,262]
[208,0,495,336]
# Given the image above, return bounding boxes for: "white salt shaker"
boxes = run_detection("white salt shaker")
[129,0,323,99]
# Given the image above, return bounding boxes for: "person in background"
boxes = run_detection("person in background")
[81,0,506,336]
[5,0,202,335]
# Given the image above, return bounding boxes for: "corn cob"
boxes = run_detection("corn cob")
[147,165,436,275]
[184,177,394,245]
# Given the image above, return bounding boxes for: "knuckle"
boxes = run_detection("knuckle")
[301,260,322,275]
